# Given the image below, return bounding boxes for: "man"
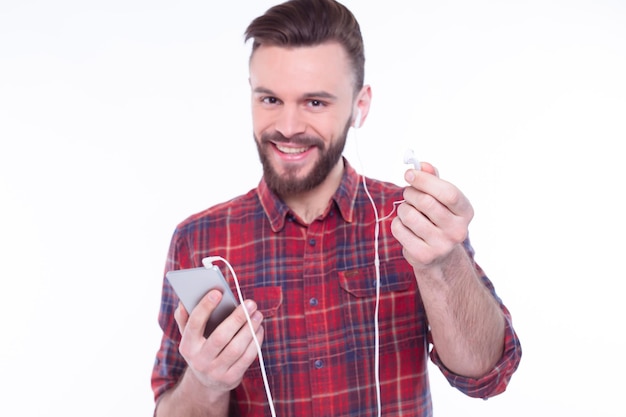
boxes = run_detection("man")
[151,0,521,416]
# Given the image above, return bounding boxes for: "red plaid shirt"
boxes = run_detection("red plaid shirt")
[151,159,521,417]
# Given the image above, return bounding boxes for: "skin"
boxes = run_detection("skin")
[391,165,505,377]
[250,43,372,223]
[156,41,505,417]
[155,293,265,417]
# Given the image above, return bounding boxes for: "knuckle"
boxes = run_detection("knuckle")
[450,227,468,244]
[402,187,413,201]
[448,190,461,206]
[422,194,439,214]
[209,327,231,348]
[467,206,475,221]
[229,341,248,359]
[178,341,189,357]
[390,219,403,242]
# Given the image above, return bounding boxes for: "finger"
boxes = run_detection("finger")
[174,301,189,336]
[393,201,450,254]
[391,213,425,246]
[230,307,264,354]
[209,300,260,351]
[223,308,265,367]
[404,169,473,218]
[208,302,264,377]
[402,187,447,226]
[186,289,224,342]
[391,213,455,266]
[390,215,434,263]
[227,320,265,378]
[402,188,470,237]
[417,161,439,177]
[401,187,472,249]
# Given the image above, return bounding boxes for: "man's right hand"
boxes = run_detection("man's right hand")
[155,290,264,417]
[176,290,265,393]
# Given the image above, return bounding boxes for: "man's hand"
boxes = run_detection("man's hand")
[391,163,505,378]
[391,162,474,268]
[175,290,265,394]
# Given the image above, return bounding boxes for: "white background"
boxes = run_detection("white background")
[1,0,625,416]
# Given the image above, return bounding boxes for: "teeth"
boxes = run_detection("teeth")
[276,144,308,154]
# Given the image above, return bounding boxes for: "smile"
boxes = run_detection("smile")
[275,144,310,154]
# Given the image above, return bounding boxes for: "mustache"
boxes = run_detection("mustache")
[260,131,324,148]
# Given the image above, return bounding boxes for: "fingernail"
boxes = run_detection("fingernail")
[405,170,415,182]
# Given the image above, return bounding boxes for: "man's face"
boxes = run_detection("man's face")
[249,42,357,196]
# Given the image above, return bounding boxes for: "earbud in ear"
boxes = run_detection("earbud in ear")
[403,149,421,170]
[353,108,362,129]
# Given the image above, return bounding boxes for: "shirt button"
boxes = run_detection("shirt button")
[309,297,318,306]
[314,360,324,369]
[308,238,316,246]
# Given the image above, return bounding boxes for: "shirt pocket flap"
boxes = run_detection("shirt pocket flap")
[338,264,413,297]
[249,286,283,317]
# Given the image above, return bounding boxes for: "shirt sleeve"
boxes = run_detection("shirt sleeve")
[429,240,522,399]
[430,302,521,398]
[150,228,194,403]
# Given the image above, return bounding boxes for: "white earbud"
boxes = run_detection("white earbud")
[403,149,421,170]
[353,108,362,129]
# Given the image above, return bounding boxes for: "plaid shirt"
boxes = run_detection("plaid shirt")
[151,159,521,417]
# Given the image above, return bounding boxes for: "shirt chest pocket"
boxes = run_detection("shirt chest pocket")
[250,286,283,318]
[338,263,425,355]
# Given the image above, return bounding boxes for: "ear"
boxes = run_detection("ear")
[352,85,372,128]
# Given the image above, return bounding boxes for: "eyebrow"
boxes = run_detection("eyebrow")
[253,87,338,101]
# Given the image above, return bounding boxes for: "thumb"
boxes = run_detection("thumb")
[417,161,439,177]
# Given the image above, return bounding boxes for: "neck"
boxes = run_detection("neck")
[282,159,345,224]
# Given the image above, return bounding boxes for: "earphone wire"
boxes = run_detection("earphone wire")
[205,256,277,417]
[361,174,383,417]
[352,128,384,417]
[352,126,408,417]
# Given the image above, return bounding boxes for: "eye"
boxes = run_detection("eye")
[261,96,280,105]
[307,99,326,108]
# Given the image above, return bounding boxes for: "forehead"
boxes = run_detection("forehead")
[249,42,355,97]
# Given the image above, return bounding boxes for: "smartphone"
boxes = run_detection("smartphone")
[166,265,239,336]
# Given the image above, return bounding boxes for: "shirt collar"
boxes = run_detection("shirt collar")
[257,157,360,232]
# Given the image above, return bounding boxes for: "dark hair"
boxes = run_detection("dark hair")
[244,0,365,92]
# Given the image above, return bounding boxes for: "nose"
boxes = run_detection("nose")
[274,105,306,138]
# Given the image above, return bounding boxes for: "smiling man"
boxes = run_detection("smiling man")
[251,42,370,222]
[151,1,521,416]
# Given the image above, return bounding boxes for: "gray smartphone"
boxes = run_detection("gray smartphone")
[166,265,239,336]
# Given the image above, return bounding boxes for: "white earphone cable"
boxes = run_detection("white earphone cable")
[204,256,277,417]
[360,174,383,417]
[352,126,409,417]
[352,127,391,417]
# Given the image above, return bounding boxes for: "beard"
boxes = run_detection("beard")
[255,120,351,197]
